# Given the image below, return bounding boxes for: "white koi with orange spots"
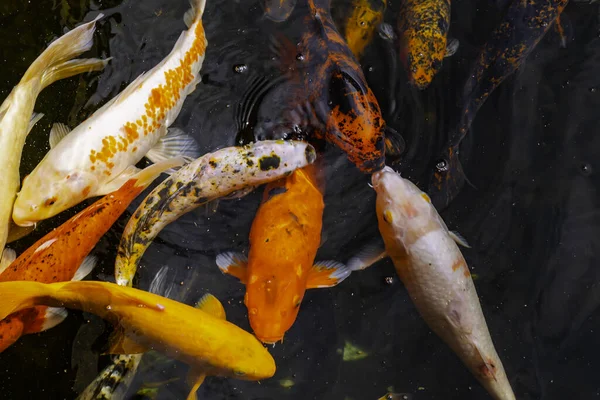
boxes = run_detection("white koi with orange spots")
[13,0,208,226]
[361,166,515,400]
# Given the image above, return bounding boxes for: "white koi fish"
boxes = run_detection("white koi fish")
[350,166,515,400]
[13,0,208,226]
[0,15,107,257]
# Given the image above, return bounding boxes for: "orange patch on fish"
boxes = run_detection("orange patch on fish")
[89,20,207,169]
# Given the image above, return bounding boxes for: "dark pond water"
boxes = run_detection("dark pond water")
[0,0,599,399]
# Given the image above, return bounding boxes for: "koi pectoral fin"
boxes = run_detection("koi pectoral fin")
[347,240,387,271]
[0,248,17,274]
[215,252,248,283]
[445,38,460,58]
[306,261,351,289]
[186,367,207,400]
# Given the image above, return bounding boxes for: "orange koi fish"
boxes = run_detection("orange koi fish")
[243,0,403,173]
[217,165,350,343]
[0,158,182,352]
[396,0,457,89]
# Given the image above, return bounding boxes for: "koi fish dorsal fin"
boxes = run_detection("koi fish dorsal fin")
[49,123,71,148]
[306,261,351,289]
[195,294,226,320]
[106,327,148,355]
[215,252,248,283]
[0,248,17,275]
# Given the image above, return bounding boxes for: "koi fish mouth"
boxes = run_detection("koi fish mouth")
[256,335,284,344]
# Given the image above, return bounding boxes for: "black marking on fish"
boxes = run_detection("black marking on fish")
[266,186,288,200]
[259,154,281,171]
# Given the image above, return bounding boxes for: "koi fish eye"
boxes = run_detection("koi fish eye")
[43,197,57,207]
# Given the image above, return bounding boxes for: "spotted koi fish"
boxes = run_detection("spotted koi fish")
[0,16,107,261]
[428,0,568,209]
[12,0,208,226]
[115,140,317,287]
[216,165,350,344]
[396,0,457,89]
[0,158,182,353]
[350,167,515,400]
[343,0,386,59]
[262,0,297,22]
[245,0,403,173]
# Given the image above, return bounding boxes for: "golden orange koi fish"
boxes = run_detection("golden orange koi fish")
[0,281,276,399]
[217,165,350,343]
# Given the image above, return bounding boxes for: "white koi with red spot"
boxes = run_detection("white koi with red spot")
[359,166,516,400]
[13,0,207,226]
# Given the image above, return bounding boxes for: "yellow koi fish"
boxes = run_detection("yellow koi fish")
[344,0,386,59]
[0,15,107,258]
[0,280,276,399]
[350,167,515,400]
[13,0,208,226]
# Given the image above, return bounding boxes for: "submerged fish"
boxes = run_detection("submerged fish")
[343,0,386,59]
[0,15,107,258]
[0,158,182,353]
[428,0,568,208]
[216,165,350,343]
[352,167,515,400]
[12,0,208,226]
[115,140,317,287]
[396,0,456,89]
[0,280,276,397]
[262,0,297,22]
[248,0,403,173]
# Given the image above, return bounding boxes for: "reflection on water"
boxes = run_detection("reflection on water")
[0,0,599,398]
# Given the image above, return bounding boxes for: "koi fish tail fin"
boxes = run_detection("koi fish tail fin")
[427,145,468,210]
[471,342,516,400]
[184,0,207,27]
[22,14,108,91]
[132,157,188,190]
[0,281,58,321]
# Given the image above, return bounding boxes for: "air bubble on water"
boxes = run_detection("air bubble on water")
[590,87,597,93]
[105,305,112,311]
[368,66,374,72]
[436,159,449,172]
[581,163,592,176]
[233,64,248,74]
[385,277,394,285]
[296,53,305,61]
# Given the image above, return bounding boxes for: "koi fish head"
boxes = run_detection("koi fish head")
[371,166,438,245]
[13,167,99,226]
[325,71,385,172]
[245,274,304,344]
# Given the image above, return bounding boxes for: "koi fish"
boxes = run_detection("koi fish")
[428,0,568,209]
[350,166,515,400]
[0,15,107,259]
[396,0,457,89]
[12,0,208,226]
[0,280,276,399]
[246,0,403,173]
[343,0,386,59]
[262,0,297,22]
[0,158,183,353]
[115,140,317,287]
[216,165,350,343]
